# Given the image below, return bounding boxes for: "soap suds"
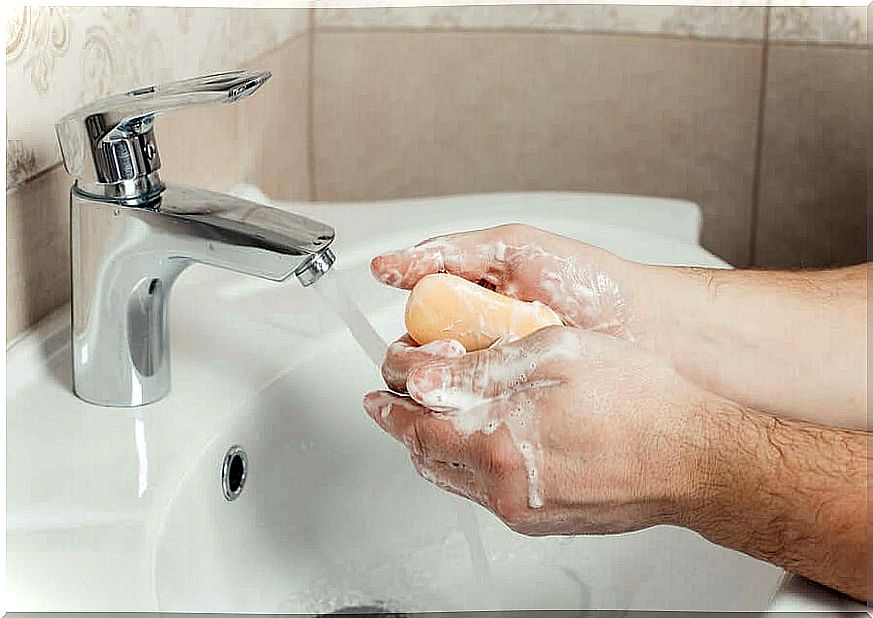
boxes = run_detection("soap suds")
[376,235,632,341]
[408,337,580,509]
[374,233,631,510]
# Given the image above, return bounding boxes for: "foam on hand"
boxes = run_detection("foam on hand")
[404,273,562,352]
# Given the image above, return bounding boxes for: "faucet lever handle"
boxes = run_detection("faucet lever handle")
[56,70,271,200]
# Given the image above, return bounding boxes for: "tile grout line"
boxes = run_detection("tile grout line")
[307,7,318,202]
[314,24,872,50]
[747,6,771,268]
[7,160,64,196]
[768,38,871,51]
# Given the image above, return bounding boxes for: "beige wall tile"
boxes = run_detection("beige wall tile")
[143,34,312,198]
[36,47,307,199]
[754,45,868,268]
[157,100,241,193]
[237,36,312,202]
[7,165,71,343]
[769,7,868,46]
[313,31,763,265]
[316,5,767,41]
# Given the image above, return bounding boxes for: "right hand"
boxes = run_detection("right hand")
[370,223,640,340]
[366,325,715,536]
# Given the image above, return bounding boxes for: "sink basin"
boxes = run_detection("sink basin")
[9,190,848,612]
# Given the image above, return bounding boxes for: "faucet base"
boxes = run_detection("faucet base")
[69,183,335,408]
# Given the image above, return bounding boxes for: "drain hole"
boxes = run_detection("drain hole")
[222,446,247,501]
[228,453,244,492]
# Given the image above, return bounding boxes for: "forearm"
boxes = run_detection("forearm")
[623,263,868,429]
[684,399,870,601]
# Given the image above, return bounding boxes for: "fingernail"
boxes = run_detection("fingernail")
[379,272,404,287]
[445,339,467,356]
[420,338,466,358]
[369,257,386,277]
[408,363,451,398]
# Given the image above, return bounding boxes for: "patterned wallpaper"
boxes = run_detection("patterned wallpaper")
[315,5,769,40]
[7,6,308,189]
[315,4,868,45]
[769,6,868,45]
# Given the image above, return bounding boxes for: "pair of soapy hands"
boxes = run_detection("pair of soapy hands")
[364,224,710,536]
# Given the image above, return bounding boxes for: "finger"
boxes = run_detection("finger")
[381,334,466,393]
[370,227,515,289]
[406,343,543,411]
[363,391,484,464]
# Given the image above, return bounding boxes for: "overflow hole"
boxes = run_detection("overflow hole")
[222,445,247,501]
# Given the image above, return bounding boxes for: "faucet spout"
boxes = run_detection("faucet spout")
[153,184,335,284]
[69,182,336,407]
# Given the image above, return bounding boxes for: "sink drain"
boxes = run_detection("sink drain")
[221,445,247,501]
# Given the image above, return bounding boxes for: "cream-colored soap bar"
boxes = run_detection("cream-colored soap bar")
[405,273,562,351]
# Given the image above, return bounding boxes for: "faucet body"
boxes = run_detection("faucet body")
[58,70,335,407]
[70,183,335,406]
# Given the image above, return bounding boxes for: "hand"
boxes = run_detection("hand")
[363,325,713,536]
[370,223,639,340]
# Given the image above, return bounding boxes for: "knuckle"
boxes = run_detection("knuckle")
[468,350,499,393]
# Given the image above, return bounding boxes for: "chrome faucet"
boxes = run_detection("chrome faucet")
[56,70,336,407]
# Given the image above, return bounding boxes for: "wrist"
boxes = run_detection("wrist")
[622,262,678,351]
[620,264,732,385]
[668,394,758,533]
[599,255,660,344]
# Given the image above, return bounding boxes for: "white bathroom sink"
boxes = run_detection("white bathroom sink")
[8,190,854,613]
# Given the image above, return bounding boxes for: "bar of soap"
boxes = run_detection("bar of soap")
[405,273,562,351]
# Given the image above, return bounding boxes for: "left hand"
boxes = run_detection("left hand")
[363,325,715,536]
